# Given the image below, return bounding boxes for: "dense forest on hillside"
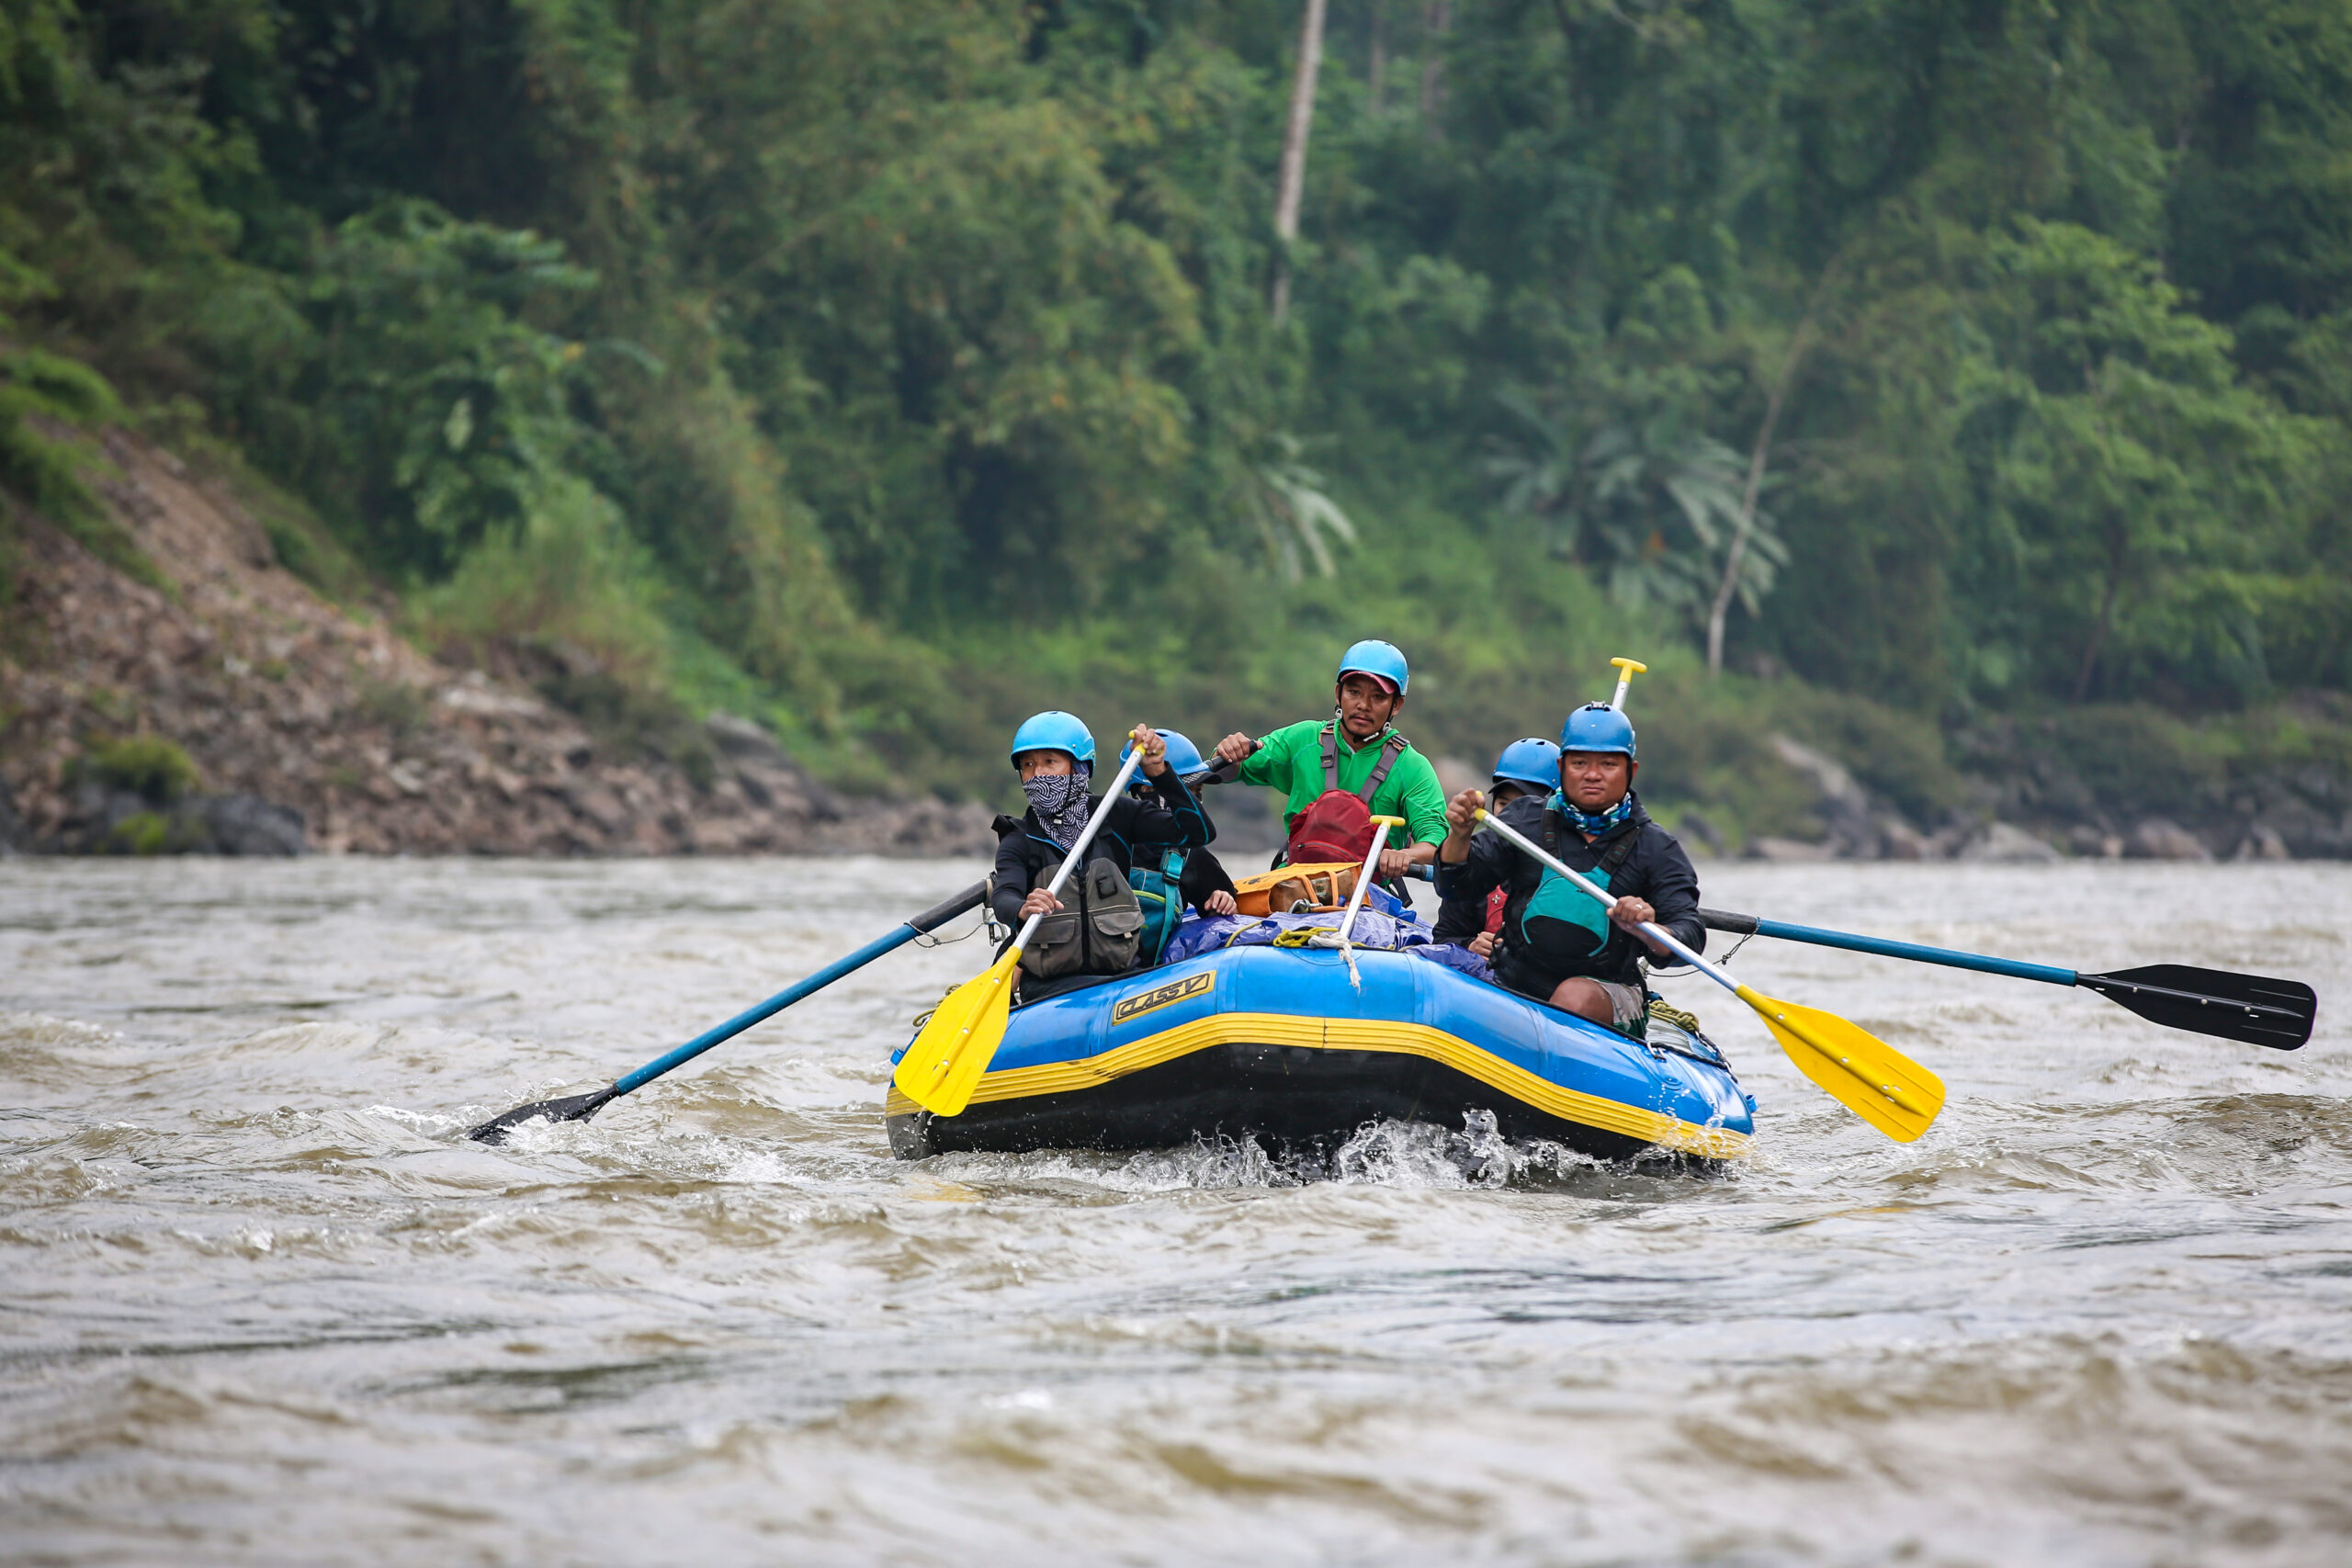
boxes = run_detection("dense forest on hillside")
[7,0,2352,843]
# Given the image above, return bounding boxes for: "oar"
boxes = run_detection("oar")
[1697,908,2315,1051]
[1322,814,1405,989]
[468,879,990,1144]
[1466,807,1945,1142]
[894,741,1151,1117]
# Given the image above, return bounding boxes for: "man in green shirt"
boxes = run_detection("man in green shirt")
[1211,638,1449,882]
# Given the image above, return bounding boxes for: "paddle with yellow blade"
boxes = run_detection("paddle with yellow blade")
[1469,807,1946,1142]
[893,734,1153,1117]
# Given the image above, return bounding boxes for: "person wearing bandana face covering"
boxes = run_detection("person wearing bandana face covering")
[989,712,1211,934]
[1430,702,1703,1034]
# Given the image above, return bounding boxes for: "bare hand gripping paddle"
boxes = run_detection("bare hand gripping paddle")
[1470,807,1947,1142]
[894,744,1152,1118]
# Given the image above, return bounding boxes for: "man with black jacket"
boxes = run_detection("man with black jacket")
[1430,703,1702,1032]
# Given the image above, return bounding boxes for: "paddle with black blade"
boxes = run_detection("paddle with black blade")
[1695,909,2315,1051]
[468,879,992,1144]
[1466,807,1947,1142]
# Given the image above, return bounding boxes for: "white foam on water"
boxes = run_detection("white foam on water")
[6,856,2351,1566]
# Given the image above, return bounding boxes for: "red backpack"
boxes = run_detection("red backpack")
[1283,724,1409,866]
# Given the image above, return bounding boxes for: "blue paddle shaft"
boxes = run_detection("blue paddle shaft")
[1738,915,2077,987]
[612,881,987,1095]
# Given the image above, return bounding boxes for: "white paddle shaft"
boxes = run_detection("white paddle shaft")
[1009,745,1150,955]
[1335,814,1406,951]
[1472,807,1736,996]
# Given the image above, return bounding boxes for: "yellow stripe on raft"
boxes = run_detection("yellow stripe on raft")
[883,1010,1748,1158]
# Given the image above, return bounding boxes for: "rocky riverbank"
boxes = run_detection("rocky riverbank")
[1658,722,2340,863]
[1430,709,2352,865]
[9,433,2344,865]
[0,434,992,858]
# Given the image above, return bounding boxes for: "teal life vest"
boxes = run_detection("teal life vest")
[1129,846,1189,965]
[1502,807,1644,973]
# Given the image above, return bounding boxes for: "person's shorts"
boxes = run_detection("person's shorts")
[1497,958,1649,1032]
[1591,978,1648,1031]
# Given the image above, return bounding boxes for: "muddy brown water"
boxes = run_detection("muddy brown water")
[2,858,2348,1565]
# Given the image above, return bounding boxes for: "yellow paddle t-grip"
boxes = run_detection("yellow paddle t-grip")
[1608,657,1647,712]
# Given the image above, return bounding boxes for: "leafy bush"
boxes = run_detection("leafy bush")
[77,735,198,803]
[2043,706,2226,816]
[104,810,169,856]
[220,203,605,584]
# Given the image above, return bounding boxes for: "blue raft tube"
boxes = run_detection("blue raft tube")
[886,940,1757,1164]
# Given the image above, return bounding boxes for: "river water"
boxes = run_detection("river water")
[1,857,2347,1565]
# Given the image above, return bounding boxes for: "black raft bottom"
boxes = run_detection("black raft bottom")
[888,1041,1656,1164]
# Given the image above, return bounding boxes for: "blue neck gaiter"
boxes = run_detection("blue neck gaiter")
[1549,788,1635,837]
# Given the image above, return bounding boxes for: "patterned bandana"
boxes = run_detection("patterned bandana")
[1548,787,1635,837]
[1023,767,1094,851]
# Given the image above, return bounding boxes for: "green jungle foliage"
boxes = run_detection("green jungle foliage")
[6,0,2352,823]
[72,733,199,802]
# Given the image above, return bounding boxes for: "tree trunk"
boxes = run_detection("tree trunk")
[1271,0,1329,323]
[2073,529,2129,702]
[1370,2,1388,114]
[1706,301,1820,676]
[2071,371,2126,703]
[1419,3,1451,133]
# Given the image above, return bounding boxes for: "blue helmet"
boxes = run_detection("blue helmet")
[1119,728,1205,783]
[1492,736,1563,793]
[1010,710,1095,768]
[1337,638,1409,695]
[1558,702,1636,761]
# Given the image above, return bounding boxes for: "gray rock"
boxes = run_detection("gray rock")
[706,710,786,761]
[2231,824,2290,862]
[1677,810,1725,856]
[1876,815,1932,860]
[2252,797,2352,858]
[704,712,842,820]
[1747,835,1837,862]
[563,783,630,835]
[2064,824,2123,859]
[0,779,24,856]
[197,794,308,856]
[817,798,995,857]
[1770,734,1877,855]
[2125,818,2213,862]
[1959,821,2062,863]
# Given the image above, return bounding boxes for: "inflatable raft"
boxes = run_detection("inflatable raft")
[885,943,1756,1162]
